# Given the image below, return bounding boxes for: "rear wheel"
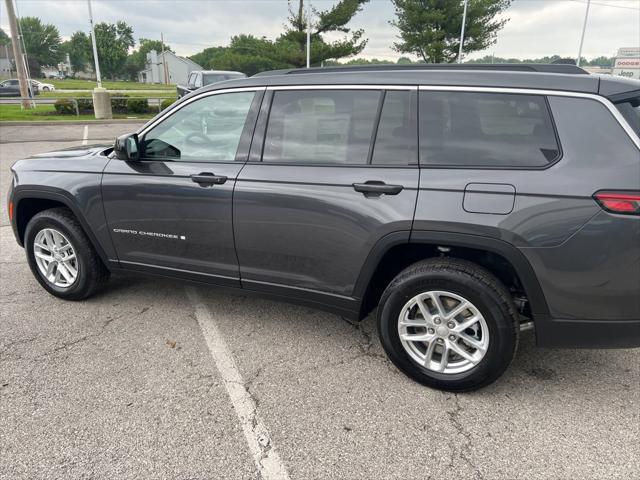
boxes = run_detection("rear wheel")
[377,258,518,392]
[25,208,109,300]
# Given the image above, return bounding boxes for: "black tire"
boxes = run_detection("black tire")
[377,258,518,392]
[25,207,109,300]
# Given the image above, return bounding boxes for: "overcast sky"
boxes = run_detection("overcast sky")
[1,0,639,60]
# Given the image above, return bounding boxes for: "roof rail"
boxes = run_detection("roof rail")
[253,63,588,77]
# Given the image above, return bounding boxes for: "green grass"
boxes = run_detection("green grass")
[0,104,155,122]
[39,90,177,99]
[38,78,175,91]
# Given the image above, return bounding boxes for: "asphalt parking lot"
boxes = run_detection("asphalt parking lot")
[1,123,638,480]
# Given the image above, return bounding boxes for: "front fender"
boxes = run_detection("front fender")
[11,185,116,265]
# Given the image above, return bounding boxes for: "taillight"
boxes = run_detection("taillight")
[594,191,640,215]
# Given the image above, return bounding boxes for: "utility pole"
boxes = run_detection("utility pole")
[306,0,312,68]
[4,0,32,109]
[161,32,169,84]
[87,0,102,87]
[457,0,469,64]
[576,0,591,67]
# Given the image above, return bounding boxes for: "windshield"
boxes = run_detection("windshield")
[615,96,640,137]
[203,73,244,86]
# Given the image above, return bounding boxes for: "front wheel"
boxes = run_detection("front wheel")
[377,258,519,392]
[25,208,109,300]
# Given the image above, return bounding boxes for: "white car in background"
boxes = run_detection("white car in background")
[30,80,56,92]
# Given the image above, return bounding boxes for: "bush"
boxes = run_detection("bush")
[126,98,149,114]
[160,98,176,111]
[111,95,129,114]
[53,98,76,115]
[76,97,93,114]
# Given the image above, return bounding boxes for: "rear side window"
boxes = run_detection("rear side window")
[615,96,640,137]
[263,90,380,164]
[371,91,417,165]
[419,91,560,167]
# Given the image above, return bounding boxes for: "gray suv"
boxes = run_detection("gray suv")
[8,64,640,391]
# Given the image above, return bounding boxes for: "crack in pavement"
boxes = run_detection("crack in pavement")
[0,306,150,362]
[446,393,484,480]
[341,316,385,359]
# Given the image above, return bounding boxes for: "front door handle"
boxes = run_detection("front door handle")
[191,172,228,186]
[353,181,404,196]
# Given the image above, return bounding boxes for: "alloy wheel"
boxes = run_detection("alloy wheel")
[397,290,490,374]
[33,228,79,288]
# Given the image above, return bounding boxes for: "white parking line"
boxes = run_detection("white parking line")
[185,287,290,480]
[82,125,88,145]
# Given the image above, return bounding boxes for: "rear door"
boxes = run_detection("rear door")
[233,86,419,303]
[102,88,263,286]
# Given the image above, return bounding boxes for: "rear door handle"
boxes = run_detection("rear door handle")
[353,181,404,196]
[191,172,228,186]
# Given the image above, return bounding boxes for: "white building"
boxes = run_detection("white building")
[138,50,202,85]
[0,45,14,79]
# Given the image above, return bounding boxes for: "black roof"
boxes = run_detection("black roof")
[200,63,640,99]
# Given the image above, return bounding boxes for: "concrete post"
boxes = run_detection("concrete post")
[92,87,112,119]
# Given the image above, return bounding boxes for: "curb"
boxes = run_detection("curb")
[0,119,148,126]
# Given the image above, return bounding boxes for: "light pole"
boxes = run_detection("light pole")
[87,0,111,119]
[306,1,312,68]
[457,0,469,64]
[87,0,102,87]
[576,0,591,67]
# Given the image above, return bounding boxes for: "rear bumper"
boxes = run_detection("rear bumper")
[535,316,640,349]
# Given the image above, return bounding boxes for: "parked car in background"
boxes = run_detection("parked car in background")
[177,70,246,97]
[30,79,55,92]
[0,79,37,97]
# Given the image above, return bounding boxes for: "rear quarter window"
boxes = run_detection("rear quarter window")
[615,96,640,137]
[419,91,561,168]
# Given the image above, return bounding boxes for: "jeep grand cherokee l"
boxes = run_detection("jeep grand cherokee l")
[7,64,640,391]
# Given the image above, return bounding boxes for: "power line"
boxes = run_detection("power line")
[567,0,640,11]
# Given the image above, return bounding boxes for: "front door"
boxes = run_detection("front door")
[233,87,419,302]
[102,89,261,286]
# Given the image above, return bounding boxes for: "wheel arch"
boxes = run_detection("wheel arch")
[13,188,110,266]
[354,230,549,321]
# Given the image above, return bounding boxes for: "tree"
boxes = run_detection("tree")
[584,56,613,68]
[190,35,292,76]
[0,28,10,47]
[62,31,91,75]
[391,0,511,63]
[124,38,173,80]
[18,16,63,73]
[93,21,135,79]
[278,0,369,67]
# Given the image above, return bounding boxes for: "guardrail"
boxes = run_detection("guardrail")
[0,96,174,117]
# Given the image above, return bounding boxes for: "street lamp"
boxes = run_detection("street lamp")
[87,0,102,87]
[457,0,469,64]
[576,0,591,67]
[306,1,312,68]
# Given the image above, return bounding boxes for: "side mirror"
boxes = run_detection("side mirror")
[114,133,140,161]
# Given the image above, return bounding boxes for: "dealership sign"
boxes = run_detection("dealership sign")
[615,58,640,68]
[617,47,640,58]
[612,48,640,80]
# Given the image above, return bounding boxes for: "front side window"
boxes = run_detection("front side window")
[263,89,380,164]
[419,91,560,167]
[141,91,255,162]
